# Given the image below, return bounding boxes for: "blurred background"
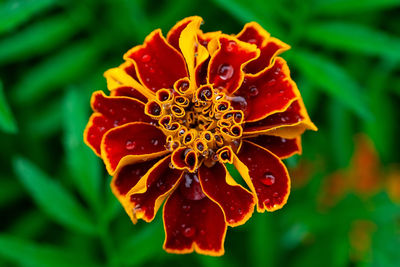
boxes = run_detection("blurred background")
[1,0,399,266]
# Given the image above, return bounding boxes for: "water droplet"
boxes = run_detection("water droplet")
[264,198,271,205]
[194,52,198,57]
[260,172,275,186]
[226,191,231,196]
[226,41,237,52]
[151,139,159,146]
[201,208,207,214]
[200,229,206,235]
[125,140,136,150]
[273,192,279,198]
[238,209,243,214]
[149,67,155,73]
[169,162,175,169]
[109,108,115,115]
[183,226,196,238]
[182,204,191,212]
[228,219,235,224]
[247,38,257,45]
[230,206,235,211]
[249,86,259,97]
[267,79,276,87]
[141,54,151,63]
[217,64,234,81]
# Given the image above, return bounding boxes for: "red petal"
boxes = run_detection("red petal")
[111,158,161,219]
[235,57,298,122]
[167,16,199,52]
[246,135,301,159]
[208,36,259,94]
[234,140,290,212]
[101,122,168,174]
[124,30,188,92]
[243,99,317,138]
[84,91,152,156]
[245,37,290,74]
[110,86,148,103]
[124,156,183,222]
[236,22,270,48]
[163,173,227,256]
[198,162,255,226]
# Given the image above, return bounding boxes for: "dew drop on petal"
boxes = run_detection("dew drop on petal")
[125,140,136,150]
[267,79,276,87]
[183,226,196,238]
[226,41,237,52]
[141,54,151,63]
[260,172,275,186]
[273,192,279,198]
[182,204,191,212]
[230,206,235,211]
[264,198,271,205]
[218,64,234,81]
[249,86,259,97]
[151,138,159,146]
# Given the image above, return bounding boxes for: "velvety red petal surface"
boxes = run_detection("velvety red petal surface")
[111,158,160,204]
[127,156,183,222]
[236,22,270,48]
[110,86,148,103]
[245,37,290,74]
[84,91,151,156]
[124,30,188,92]
[101,122,167,174]
[163,172,226,255]
[246,135,301,159]
[243,100,304,134]
[208,36,258,94]
[235,57,298,122]
[198,162,255,226]
[235,141,290,212]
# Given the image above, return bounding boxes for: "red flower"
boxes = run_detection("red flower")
[84,16,317,256]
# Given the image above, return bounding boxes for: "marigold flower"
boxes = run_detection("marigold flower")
[84,16,317,256]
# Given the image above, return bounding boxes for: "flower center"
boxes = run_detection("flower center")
[144,78,244,171]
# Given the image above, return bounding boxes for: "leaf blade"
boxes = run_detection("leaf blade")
[0,81,18,133]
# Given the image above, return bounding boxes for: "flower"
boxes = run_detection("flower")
[84,16,317,256]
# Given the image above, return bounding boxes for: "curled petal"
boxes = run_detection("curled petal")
[245,37,290,74]
[163,173,227,256]
[208,35,259,94]
[234,140,290,212]
[235,57,298,122]
[104,62,154,100]
[198,162,255,226]
[244,100,317,139]
[124,29,188,92]
[84,91,151,156]
[171,147,198,173]
[236,22,270,48]
[101,122,168,174]
[167,16,199,51]
[246,135,302,159]
[124,156,183,223]
[111,158,161,222]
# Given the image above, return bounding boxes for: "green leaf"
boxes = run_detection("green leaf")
[0,81,17,133]
[0,234,94,267]
[11,38,107,105]
[0,0,60,34]
[289,50,372,120]
[0,11,89,65]
[313,0,400,15]
[13,157,96,235]
[305,22,400,60]
[62,88,101,211]
[118,219,165,266]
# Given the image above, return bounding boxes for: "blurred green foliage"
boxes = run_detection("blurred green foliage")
[1,0,399,266]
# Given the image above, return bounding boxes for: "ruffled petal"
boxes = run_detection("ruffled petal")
[163,172,227,256]
[233,140,290,212]
[109,86,148,103]
[198,162,255,226]
[235,57,298,122]
[121,156,183,223]
[111,157,161,222]
[207,35,259,94]
[167,16,200,52]
[84,91,151,156]
[101,122,168,174]
[124,29,188,92]
[245,135,301,159]
[245,37,290,74]
[104,61,154,100]
[243,100,317,139]
[236,22,270,48]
